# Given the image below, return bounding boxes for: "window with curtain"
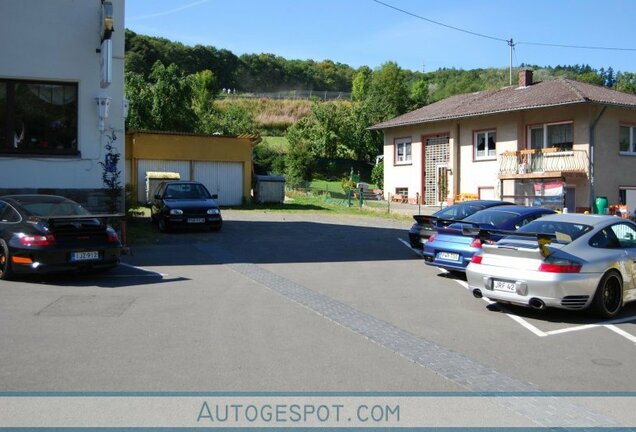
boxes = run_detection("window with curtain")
[0,79,78,156]
[474,130,496,159]
[528,122,573,151]
[394,138,412,164]
[620,125,636,154]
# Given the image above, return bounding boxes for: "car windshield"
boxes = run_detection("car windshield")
[21,200,91,217]
[514,220,593,243]
[435,204,484,220]
[463,209,518,227]
[165,184,210,199]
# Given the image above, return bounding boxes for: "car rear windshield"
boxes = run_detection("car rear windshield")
[435,204,484,220]
[463,209,518,227]
[514,220,592,243]
[21,201,91,217]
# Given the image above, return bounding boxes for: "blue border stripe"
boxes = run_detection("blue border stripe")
[0,392,635,397]
[0,428,634,431]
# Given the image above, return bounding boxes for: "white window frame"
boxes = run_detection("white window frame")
[394,138,412,165]
[619,124,636,155]
[527,121,573,151]
[474,130,496,160]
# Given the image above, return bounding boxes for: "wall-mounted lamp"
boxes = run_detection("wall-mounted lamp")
[101,1,114,41]
[95,92,112,132]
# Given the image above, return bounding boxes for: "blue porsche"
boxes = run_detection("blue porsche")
[423,205,555,273]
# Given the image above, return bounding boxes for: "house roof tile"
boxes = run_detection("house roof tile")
[369,78,636,130]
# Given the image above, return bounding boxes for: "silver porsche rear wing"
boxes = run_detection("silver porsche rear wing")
[462,226,558,257]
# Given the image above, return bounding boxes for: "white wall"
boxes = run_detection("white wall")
[0,0,125,189]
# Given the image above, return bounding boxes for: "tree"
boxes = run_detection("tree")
[149,61,197,132]
[211,104,256,135]
[371,161,383,190]
[285,117,318,186]
[190,69,219,128]
[352,66,372,101]
[616,72,636,94]
[368,62,409,119]
[409,78,429,110]
[124,71,153,130]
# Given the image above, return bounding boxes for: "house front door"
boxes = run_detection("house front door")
[423,134,450,205]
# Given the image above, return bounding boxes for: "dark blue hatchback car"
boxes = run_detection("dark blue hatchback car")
[422,206,555,272]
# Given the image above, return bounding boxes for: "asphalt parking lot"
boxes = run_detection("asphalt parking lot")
[0,209,635,395]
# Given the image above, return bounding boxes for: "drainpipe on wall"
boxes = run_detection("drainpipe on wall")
[589,105,607,210]
[454,122,461,202]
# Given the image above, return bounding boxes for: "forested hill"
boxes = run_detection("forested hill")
[125,29,636,100]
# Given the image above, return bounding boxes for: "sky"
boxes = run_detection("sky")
[126,0,636,73]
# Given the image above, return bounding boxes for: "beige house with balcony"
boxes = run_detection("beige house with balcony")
[371,70,636,213]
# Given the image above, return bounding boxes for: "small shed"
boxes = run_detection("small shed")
[254,175,286,204]
[145,171,180,203]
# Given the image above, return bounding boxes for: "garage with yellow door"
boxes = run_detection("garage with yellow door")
[125,131,260,206]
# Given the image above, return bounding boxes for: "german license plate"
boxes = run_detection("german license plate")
[438,251,460,261]
[70,251,99,262]
[187,218,205,223]
[493,279,516,293]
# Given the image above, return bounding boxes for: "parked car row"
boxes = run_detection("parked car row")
[413,201,636,317]
[0,181,223,280]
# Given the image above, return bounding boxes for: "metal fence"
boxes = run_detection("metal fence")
[225,90,352,101]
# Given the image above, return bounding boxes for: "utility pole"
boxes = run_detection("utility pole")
[508,38,515,85]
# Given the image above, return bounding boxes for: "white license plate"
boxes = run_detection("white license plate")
[70,251,100,262]
[438,251,460,261]
[493,279,516,293]
[187,218,205,223]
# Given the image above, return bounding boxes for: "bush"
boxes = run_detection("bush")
[371,162,383,190]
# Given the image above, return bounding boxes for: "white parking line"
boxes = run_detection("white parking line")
[449,271,549,337]
[605,325,636,344]
[399,237,636,344]
[398,238,422,257]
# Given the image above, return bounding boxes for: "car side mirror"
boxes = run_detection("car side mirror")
[154,194,161,200]
[211,194,218,200]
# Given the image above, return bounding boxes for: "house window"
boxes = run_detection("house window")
[0,78,78,156]
[474,130,496,160]
[394,138,412,164]
[528,122,573,151]
[620,125,636,154]
[395,187,408,196]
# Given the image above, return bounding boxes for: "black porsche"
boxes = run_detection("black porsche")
[0,195,123,279]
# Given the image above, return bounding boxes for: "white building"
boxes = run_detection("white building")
[0,0,125,212]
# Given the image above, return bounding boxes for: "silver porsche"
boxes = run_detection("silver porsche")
[467,213,636,318]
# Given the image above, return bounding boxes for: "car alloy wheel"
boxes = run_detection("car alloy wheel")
[158,217,169,233]
[592,271,623,318]
[0,239,13,280]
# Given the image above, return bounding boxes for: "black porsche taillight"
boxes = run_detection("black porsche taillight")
[18,233,56,247]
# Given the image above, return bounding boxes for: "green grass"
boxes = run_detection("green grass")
[261,136,289,152]
[231,192,409,221]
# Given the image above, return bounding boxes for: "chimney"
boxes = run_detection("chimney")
[519,69,533,87]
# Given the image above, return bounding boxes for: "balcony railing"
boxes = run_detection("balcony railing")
[498,148,589,179]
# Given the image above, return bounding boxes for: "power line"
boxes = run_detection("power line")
[517,41,636,52]
[371,0,509,43]
[372,0,636,52]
